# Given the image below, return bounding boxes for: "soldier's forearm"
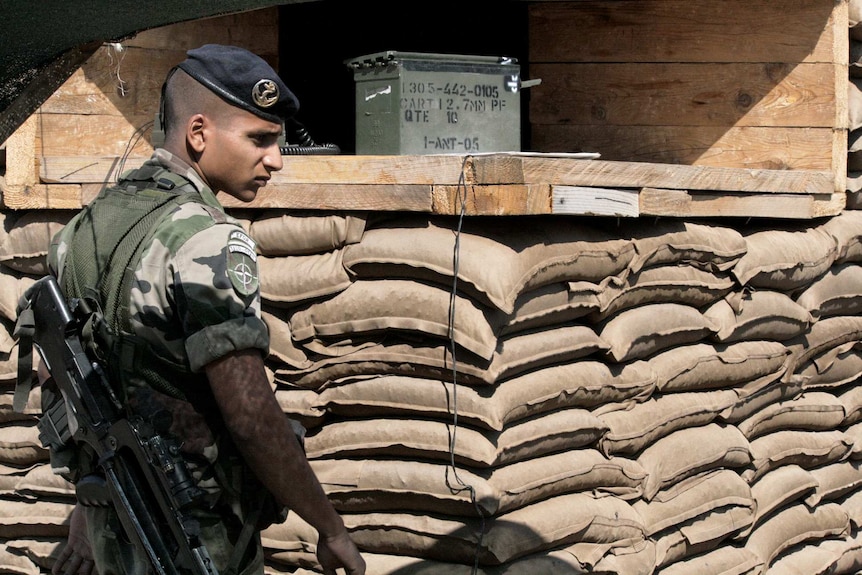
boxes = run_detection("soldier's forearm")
[204,348,346,538]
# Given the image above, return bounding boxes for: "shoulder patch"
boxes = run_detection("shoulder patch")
[226,229,259,297]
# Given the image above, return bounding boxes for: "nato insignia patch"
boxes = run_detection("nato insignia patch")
[226,229,259,297]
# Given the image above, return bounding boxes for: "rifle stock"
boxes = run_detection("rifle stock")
[20,275,218,575]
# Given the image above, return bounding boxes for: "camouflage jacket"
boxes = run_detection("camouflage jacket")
[47,148,270,505]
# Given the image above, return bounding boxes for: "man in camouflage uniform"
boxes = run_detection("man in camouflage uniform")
[45,45,365,575]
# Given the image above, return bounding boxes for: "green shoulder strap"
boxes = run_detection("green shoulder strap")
[63,165,205,401]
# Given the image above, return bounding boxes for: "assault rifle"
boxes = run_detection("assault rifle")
[15,275,218,575]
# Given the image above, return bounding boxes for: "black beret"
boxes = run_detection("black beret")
[177,44,299,123]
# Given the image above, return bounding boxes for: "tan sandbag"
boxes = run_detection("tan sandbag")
[311,448,646,517]
[0,317,14,355]
[620,219,747,272]
[13,463,75,500]
[0,423,48,466]
[318,360,655,432]
[782,316,862,382]
[794,341,862,391]
[341,216,635,315]
[840,384,862,426]
[732,226,838,290]
[304,408,608,468]
[795,263,862,319]
[637,423,751,501]
[838,489,862,529]
[742,430,854,483]
[806,460,862,506]
[0,269,36,323]
[744,502,849,568]
[265,542,655,575]
[598,303,717,363]
[736,392,847,440]
[0,210,72,276]
[653,504,755,568]
[597,389,737,456]
[768,529,862,575]
[279,323,608,388]
[288,279,498,361]
[3,538,64,574]
[648,340,789,393]
[496,281,602,336]
[344,492,645,565]
[261,308,312,369]
[654,546,762,575]
[249,211,366,256]
[821,209,862,264]
[258,251,352,306]
[844,420,862,460]
[0,542,40,575]
[719,374,804,424]
[703,290,812,343]
[594,264,734,321]
[740,465,818,538]
[634,469,753,537]
[0,500,74,538]
[273,386,324,430]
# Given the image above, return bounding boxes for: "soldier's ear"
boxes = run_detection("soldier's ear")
[187,114,207,153]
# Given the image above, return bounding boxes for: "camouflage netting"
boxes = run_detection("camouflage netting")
[3,208,862,574]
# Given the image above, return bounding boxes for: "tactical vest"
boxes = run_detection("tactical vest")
[61,164,210,402]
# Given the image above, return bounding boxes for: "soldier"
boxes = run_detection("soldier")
[45,45,366,575]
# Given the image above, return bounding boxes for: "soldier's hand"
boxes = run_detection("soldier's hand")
[53,504,97,575]
[317,529,365,575]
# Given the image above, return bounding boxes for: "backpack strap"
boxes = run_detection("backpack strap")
[62,166,206,402]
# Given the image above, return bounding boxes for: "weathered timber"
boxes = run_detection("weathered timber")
[17,153,842,218]
[529,0,839,64]
[639,188,847,219]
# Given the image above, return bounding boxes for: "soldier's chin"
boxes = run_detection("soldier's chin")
[231,187,259,203]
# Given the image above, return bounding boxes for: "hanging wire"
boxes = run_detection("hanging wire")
[107,42,128,98]
[115,120,153,181]
[445,154,486,574]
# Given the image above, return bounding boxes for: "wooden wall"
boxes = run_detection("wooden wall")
[527,0,849,184]
[1,8,279,209]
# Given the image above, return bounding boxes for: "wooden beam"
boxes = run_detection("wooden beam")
[529,0,839,64]
[431,184,552,215]
[639,188,846,219]
[530,63,837,129]
[551,186,639,217]
[217,184,433,212]
[530,126,836,171]
[2,183,83,210]
[513,157,834,194]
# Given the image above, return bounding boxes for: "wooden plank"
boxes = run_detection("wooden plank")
[639,188,846,219]
[38,153,836,194]
[431,184,552,215]
[41,155,127,184]
[217,184,433,212]
[514,157,834,194]
[529,0,838,64]
[2,184,83,210]
[529,63,837,128]
[38,115,154,157]
[4,115,38,188]
[39,46,182,117]
[551,186,639,217]
[563,126,837,171]
[530,126,836,171]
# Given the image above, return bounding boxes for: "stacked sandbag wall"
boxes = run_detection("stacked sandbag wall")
[3,208,862,574]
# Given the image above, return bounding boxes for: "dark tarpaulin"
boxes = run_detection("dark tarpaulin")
[0,0,298,144]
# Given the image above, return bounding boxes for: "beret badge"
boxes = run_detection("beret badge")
[252,79,280,108]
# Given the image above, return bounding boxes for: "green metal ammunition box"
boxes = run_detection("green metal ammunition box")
[345,51,521,155]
